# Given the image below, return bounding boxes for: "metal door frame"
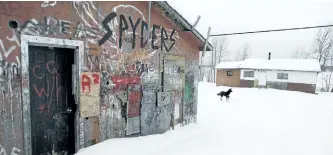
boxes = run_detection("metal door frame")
[21,35,84,155]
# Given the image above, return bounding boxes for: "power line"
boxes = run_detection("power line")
[210,24,333,37]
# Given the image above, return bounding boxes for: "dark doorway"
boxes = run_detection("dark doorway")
[29,46,76,155]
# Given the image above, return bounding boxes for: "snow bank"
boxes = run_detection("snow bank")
[76,82,333,155]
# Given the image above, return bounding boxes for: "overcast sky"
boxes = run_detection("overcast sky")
[168,0,333,60]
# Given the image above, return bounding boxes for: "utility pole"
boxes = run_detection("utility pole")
[200,27,211,81]
[213,43,217,82]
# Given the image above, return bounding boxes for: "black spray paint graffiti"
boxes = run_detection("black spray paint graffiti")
[99,12,176,52]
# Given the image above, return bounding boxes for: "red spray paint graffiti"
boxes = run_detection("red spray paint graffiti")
[127,84,141,118]
[31,61,63,112]
[81,73,100,93]
[80,72,101,117]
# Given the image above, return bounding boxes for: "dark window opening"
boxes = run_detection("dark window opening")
[277,73,288,80]
[227,71,233,76]
[244,71,254,78]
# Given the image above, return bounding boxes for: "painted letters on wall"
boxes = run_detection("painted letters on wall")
[0,1,200,154]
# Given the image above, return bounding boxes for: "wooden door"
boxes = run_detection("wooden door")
[29,46,76,155]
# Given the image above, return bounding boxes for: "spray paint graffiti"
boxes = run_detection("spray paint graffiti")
[20,16,76,36]
[79,118,84,148]
[41,1,57,8]
[0,31,20,68]
[30,61,64,112]
[99,12,176,52]
[0,2,200,154]
[80,72,100,117]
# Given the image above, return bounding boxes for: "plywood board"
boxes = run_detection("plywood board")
[128,84,141,118]
[80,72,100,117]
[163,55,185,91]
[126,117,140,135]
[157,91,172,107]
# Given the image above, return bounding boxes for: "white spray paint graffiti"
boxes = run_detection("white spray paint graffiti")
[79,118,84,148]
[41,1,57,8]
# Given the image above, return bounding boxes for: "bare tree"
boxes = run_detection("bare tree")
[322,58,333,92]
[212,37,228,64]
[312,27,333,70]
[291,47,311,59]
[235,44,251,61]
[210,37,228,82]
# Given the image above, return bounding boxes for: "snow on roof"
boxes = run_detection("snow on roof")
[215,58,321,72]
[214,61,242,69]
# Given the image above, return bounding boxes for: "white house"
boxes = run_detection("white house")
[215,58,321,94]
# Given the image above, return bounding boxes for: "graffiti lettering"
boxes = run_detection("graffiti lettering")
[81,73,100,93]
[20,16,74,36]
[33,83,49,97]
[118,15,128,50]
[161,28,176,52]
[128,16,141,49]
[92,73,99,84]
[41,1,57,7]
[140,20,148,48]
[79,118,84,147]
[32,65,45,79]
[111,76,140,86]
[151,24,160,50]
[31,62,63,111]
[99,13,176,51]
[0,39,16,61]
[98,12,117,45]
[81,74,91,93]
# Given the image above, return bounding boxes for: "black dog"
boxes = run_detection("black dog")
[217,88,233,102]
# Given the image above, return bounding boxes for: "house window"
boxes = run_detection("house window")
[243,71,254,78]
[227,71,233,76]
[277,73,288,80]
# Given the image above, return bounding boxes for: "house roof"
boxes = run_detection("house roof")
[215,58,322,72]
[215,61,243,69]
[153,1,213,51]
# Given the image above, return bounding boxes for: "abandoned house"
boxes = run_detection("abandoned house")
[0,1,212,155]
[215,57,321,94]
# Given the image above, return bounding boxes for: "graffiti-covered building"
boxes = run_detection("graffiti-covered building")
[0,1,212,155]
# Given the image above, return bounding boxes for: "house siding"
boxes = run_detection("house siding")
[216,69,241,87]
[238,69,318,93]
[240,80,254,88]
[0,1,202,154]
[287,83,316,94]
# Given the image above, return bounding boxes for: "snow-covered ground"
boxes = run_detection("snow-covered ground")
[77,82,333,155]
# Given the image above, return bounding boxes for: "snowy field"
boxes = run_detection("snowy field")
[76,82,333,155]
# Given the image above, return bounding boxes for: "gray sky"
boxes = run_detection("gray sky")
[168,0,333,59]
